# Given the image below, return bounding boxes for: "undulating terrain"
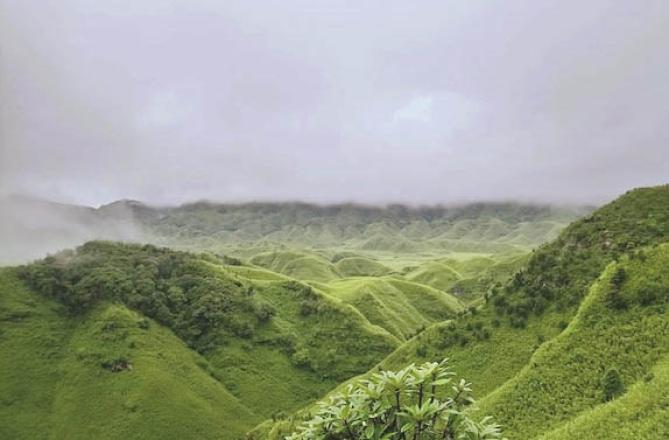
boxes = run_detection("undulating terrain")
[1,186,668,439]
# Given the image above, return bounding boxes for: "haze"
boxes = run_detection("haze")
[1,0,668,207]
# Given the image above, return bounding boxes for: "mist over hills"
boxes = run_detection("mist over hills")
[0,185,668,439]
[0,194,592,264]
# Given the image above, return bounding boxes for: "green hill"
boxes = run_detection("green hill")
[250,250,341,282]
[479,244,669,438]
[0,269,256,439]
[404,261,463,291]
[132,201,588,255]
[258,185,669,439]
[5,187,667,439]
[333,256,392,277]
[325,277,463,340]
[2,242,399,438]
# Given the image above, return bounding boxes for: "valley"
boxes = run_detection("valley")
[1,186,668,439]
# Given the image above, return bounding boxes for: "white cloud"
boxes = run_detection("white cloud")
[393,95,433,123]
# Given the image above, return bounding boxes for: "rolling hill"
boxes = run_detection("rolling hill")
[1,242,401,439]
[257,185,669,439]
[5,187,667,439]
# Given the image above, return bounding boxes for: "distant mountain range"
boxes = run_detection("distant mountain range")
[0,194,592,264]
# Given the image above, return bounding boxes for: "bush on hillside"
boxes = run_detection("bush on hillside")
[601,368,625,402]
[286,359,503,440]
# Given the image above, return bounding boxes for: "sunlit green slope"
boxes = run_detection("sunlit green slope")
[257,185,669,439]
[3,242,400,438]
[323,277,463,339]
[540,357,669,439]
[479,244,669,438]
[0,269,255,439]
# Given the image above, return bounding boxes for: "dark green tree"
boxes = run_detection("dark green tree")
[601,368,625,402]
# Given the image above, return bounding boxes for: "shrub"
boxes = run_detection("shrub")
[605,287,628,310]
[611,267,627,289]
[415,345,427,357]
[101,356,132,373]
[254,302,276,322]
[292,348,311,368]
[286,359,503,440]
[601,368,625,402]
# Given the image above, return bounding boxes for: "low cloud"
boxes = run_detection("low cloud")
[0,0,667,206]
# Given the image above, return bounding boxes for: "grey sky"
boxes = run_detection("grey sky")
[1,0,668,207]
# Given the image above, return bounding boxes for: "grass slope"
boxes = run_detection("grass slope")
[250,251,341,282]
[404,261,462,291]
[324,277,463,340]
[6,242,400,438]
[479,244,669,438]
[256,184,669,439]
[333,257,392,277]
[0,268,256,439]
[540,357,669,439]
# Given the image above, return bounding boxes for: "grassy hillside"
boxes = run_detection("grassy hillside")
[540,357,669,439]
[0,269,256,439]
[324,277,463,340]
[480,244,669,438]
[5,242,401,438]
[250,250,341,282]
[332,256,392,277]
[404,261,462,291]
[257,185,669,439]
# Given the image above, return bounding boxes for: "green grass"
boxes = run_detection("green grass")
[15,189,669,439]
[324,277,462,340]
[250,251,341,281]
[256,185,669,439]
[478,245,669,438]
[404,261,462,291]
[540,357,669,439]
[0,268,257,439]
[5,243,402,439]
[333,257,392,277]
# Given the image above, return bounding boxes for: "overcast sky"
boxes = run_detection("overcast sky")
[1,0,668,207]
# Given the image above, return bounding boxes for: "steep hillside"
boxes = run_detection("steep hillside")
[540,357,669,439]
[258,185,669,439]
[6,242,399,438]
[0,269,255,439]
[479,244,669,438]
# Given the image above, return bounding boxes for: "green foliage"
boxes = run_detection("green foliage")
[494,186,669,319]
[601,369,624,402]
[18,241,258,352]
[477,244,669,438]
[540,358,669,439]
[0,269,257,439]
[285,360,503,440]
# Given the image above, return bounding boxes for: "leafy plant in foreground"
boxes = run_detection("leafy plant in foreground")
[286,359,504,440]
